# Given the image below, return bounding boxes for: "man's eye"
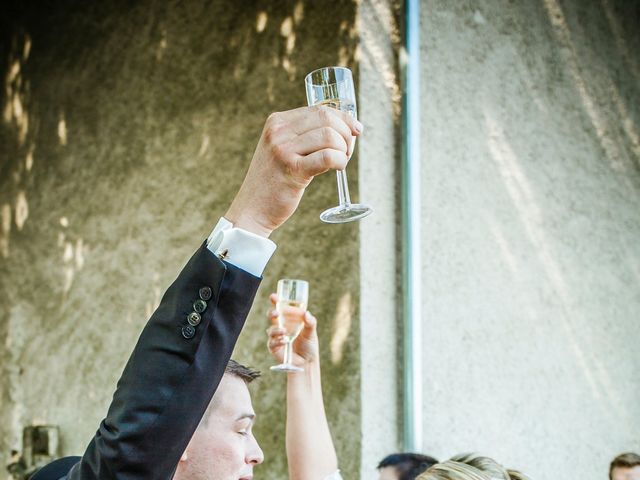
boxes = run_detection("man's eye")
[238,430,248,436]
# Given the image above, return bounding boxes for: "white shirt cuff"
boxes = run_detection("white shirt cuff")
[206,217,276,277]
[324,471,343,480]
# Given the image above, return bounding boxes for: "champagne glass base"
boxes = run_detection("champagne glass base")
[270,363,304,373]
[320,204,373,224]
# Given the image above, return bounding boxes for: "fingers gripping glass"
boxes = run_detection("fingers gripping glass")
[305,66,373,223]
[270,279,309,373]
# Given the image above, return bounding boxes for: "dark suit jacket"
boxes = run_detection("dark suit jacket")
[31,242,260,480]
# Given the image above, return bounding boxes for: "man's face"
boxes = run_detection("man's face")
[378,466,399,480]
[612,466,640,480]
[174,374,264,480]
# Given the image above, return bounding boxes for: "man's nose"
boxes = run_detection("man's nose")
[247,436,264,465]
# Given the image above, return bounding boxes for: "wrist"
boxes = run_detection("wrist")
[224,205,273,238]
[288,357,321,384]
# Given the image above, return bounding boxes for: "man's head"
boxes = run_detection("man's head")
[610,453,640,480]
[174,360,263,480]
[378,453,439,480]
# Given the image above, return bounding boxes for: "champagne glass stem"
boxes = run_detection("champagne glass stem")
[283,339,294,366]
[336,170,352,207]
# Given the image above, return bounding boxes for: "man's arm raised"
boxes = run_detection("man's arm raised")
[33,106,359,480]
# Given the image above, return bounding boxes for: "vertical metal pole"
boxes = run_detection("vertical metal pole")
[402,0,423,453]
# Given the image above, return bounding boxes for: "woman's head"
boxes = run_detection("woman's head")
[417,460,496,480]
[416,453,530,480]
[449,453,510,479]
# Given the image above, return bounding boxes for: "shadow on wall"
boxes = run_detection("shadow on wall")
[483,115,631,428]
[2,31,89,304]
[543,0,640,175]
[2,32,33,259]
[468,0,640,441]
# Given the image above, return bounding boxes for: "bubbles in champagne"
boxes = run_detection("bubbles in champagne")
[317,98,357,118]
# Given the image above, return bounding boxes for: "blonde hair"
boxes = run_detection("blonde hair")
[417,453,530,480]
[506,470,531,480]
[417,460,494,480]
[449,453,509,479]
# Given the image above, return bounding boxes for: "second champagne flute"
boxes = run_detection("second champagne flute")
[270,278,309,373]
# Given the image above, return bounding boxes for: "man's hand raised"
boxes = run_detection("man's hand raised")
[225,105,363,237]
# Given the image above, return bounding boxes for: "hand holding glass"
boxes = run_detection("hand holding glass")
[270,279,309,373]
[305,66,373,223]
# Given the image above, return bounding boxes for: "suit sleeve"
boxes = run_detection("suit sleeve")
[66,242,261,480]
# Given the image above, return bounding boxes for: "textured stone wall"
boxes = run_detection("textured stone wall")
[420,1,640,479]
[0,1,361,479]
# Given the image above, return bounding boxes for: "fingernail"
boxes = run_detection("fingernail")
[354,120,363,133]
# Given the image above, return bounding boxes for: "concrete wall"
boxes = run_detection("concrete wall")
[358,0,403,477]
[0,2,362,479]
[419,1,640,479]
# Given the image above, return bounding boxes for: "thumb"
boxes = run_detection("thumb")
[302,311,317,334]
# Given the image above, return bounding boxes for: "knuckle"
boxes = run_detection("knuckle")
[320,126,334,143]
[264,114,288,143]
[320,149,333,169]
[270,142,287,159]
[317,106,332,124]
[263,124,280,145]
[266,111,282,125]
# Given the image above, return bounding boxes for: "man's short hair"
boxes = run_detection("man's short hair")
[378,453,439,480]
[610,452,640,480]
[225,359,261,384]
[201,359,260,424]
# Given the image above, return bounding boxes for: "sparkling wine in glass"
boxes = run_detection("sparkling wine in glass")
[305,66,373,223]
[270,279,309,373]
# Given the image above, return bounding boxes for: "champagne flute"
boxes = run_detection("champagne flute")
[305,66,373,223]
[270,278,309,373]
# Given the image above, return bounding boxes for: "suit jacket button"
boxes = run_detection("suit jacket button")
[182,325,196,339]
[199,286,212,301]
[187,312,201,326]
[193,299,207,313]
